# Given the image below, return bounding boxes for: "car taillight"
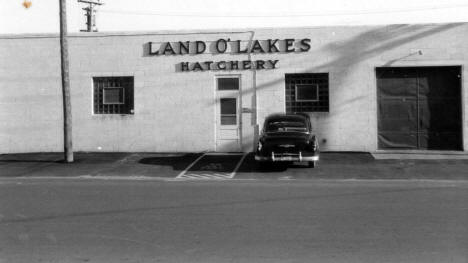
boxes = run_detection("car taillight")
[308,136,318,151]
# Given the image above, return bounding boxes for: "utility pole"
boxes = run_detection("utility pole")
[59,0,74,162]
[78,0,104,32]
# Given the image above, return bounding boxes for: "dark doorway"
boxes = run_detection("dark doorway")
[377,66,462,150]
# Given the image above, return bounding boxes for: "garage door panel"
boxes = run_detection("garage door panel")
[418,68,461,98]
[419,99,462,132]
[418,132,462,150]
[378,133,418,149]
[378,79,418,98]
[377,68,418,98]
[379,99,417,132]
[377,66,462,150]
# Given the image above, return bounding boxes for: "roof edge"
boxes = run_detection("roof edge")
[0,22,466,39]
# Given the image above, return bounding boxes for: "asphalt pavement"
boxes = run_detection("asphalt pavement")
[0,179,467,263]
[1,152,468,180]
[1,152,467,262]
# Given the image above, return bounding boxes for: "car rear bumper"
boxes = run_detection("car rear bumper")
[255,152,319,162]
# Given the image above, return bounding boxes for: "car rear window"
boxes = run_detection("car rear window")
[265,118,307,132]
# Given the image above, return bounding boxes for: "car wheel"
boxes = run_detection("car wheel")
[308,161,316,168]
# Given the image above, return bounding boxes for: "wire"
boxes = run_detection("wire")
[100,3,468,18]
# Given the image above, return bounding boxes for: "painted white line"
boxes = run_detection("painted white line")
[179,173,232,180]
[181,174,207,179]
[230,152,248,178]
[176,153,245,180]
[204,152,244,156]
[176,153,206,179]
[210,174,231,179]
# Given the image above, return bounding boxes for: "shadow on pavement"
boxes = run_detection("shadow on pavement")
[0,152,203,178]
[139,153,202,171]
[235,152,468,180]
[182,155,242,173]
[237,152,375,173]
[1,152,468,179]
[0,153,64,163]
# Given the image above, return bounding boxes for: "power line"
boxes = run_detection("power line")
[99,3,468,18]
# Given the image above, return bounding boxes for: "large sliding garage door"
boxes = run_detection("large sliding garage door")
[377,67,462,150]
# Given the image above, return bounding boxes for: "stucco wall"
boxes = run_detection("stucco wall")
[1,23,467,153]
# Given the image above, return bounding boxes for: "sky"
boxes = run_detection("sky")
[1,0,468,34]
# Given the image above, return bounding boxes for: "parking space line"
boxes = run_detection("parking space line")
[179,173,232,180]
[176,153,206,179]
[176,152,246,180]
[229,152,248,178]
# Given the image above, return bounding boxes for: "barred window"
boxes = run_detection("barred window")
[296,84,319,101]
[103,87,124,104]
[93,77,134,114]
[285,73,329,113]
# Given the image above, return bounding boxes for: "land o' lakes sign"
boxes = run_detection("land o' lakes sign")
[148,38,311,72]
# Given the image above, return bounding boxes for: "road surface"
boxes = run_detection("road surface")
[1,178,467,263]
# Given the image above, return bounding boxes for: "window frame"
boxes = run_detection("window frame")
[93,76,134,115]
[285,73,329,113]
[102,87,125,105]
[219,97,238,125]
[217,77,240,91]
[295,84,320,102]
[215,74,241,128]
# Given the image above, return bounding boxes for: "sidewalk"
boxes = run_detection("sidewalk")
[0,152,201,178]
[1,152,468,180]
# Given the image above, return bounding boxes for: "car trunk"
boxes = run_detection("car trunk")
[261,132,310,152]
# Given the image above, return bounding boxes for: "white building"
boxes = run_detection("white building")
[1,23,467,153]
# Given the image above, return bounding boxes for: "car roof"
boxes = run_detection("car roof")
[265,113,310,122]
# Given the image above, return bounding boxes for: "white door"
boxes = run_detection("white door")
[215,76,241,152]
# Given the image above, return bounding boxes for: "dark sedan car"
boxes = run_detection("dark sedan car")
[255,113,319,167]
